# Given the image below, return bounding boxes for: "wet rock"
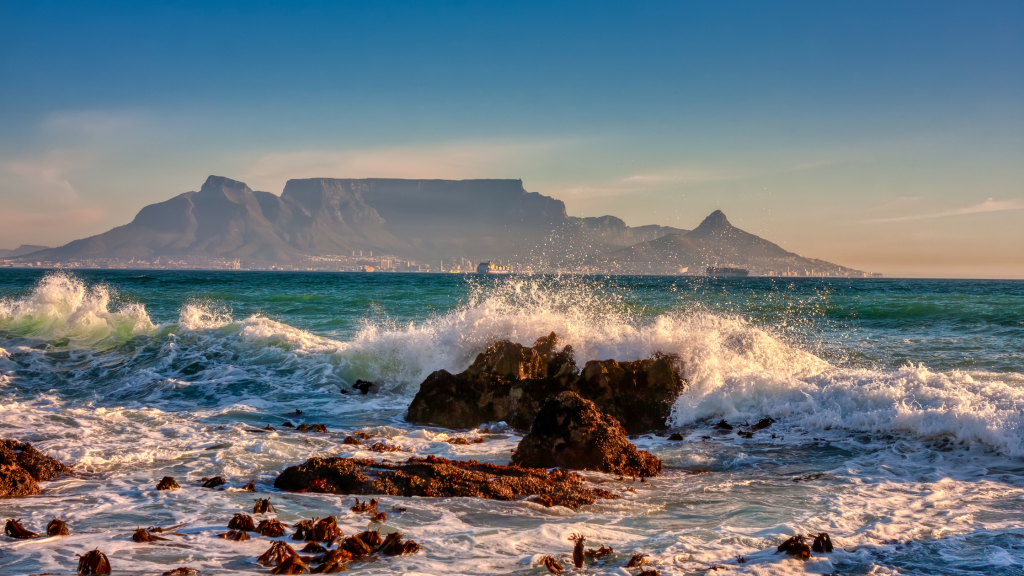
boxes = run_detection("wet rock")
[200,476,226,488]
[342,436,361,445]
[296,423,328,433]
[0,439,72,497]
[407,334,685,434]
[353,380,375,394]
[77,549,112,575]
[667,433,684,441]
[714,420,733,430]
[156,476,180,490]
[274,454,617,509]
[750,417,775,431]
[162,568,198,575]
[242,480,256,492]
[512,392,662,477]
[47,516,70,536]
[5,518,39,539]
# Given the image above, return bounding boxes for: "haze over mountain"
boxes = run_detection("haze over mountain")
[0,245,48,258]
[15,175,865,275]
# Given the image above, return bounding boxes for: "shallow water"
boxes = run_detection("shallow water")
[1,270,1023,575]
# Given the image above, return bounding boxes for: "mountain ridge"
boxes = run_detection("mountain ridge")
[11,175,866,276]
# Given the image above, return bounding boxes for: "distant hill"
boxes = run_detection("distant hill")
[594,210,862,275]
[0,245,48,258]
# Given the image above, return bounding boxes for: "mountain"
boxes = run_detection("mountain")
[0,245,48,258]
[23,176,686,266]
[596,210,862,275]
[16,176,865,276]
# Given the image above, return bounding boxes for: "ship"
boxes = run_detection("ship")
[476,261,512,275]
[706,266,749,277]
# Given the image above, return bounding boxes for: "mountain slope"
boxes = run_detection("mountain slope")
[600,210,862,275]
[0,245,49,258]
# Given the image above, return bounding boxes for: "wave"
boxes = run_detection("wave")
[3,272,1024,457]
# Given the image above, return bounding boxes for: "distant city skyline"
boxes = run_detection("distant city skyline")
[1,1,1021,278]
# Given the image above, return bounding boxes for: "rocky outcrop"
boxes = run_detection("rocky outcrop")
[274,454,617,509]
[0,439,73,497]
[406,333,684,434]
[512,392,662,477]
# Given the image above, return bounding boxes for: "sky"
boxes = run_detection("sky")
[1,0,1021,278]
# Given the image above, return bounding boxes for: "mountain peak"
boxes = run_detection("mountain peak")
[199,175,254,203]
[685,210,734,238]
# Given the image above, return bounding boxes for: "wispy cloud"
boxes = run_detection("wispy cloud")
[619,167,741,185]
[863,198,1024,223]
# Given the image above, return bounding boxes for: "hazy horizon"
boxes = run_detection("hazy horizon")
[2,2,1021,278]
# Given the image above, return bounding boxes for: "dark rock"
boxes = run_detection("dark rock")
[274,454,617,509]
[407,333,685,434]
[353,380,375,394]
[162,569,198,575]
[132,528,168,542]
[201,476,226,488]
[667,433,684,441]
[156,476,180,490]
[777,535,811,559]
[714,420,733,430]
[0,439,72,497]
[512,392,661,477]
[750,417,775,431]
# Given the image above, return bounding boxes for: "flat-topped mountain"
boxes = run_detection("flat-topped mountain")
[18,175,865,276]
[24,176,682,266]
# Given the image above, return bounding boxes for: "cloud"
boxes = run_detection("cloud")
[239,140,569,193]
[863,198,1024,223]
[620,167,741,185]
[0,149,95,204]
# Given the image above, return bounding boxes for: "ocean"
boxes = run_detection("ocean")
[1,270,1023,575]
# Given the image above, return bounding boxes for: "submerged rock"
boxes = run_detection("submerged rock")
[406,333,684,434]
[0,439,72,498]
[274,454,617,509]
[512,392,662,477]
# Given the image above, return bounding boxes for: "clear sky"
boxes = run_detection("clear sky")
[1,1,1021,277]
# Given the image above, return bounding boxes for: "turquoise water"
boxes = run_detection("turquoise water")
[1,270,1023,575]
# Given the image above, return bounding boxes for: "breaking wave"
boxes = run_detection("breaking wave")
[2,272,1023,456]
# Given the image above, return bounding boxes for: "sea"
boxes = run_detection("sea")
[1,270,1023,575]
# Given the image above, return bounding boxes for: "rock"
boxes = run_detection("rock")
[201,476,226,488]
[156,476,180,490]
[407,333,685,434]
[512,392,661,477]
[667,433,684,441]
[353,380,375,394]
[274,454,617,509]
[0,439,72,498]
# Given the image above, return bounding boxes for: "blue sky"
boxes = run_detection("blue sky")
[1,1,1022,277]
